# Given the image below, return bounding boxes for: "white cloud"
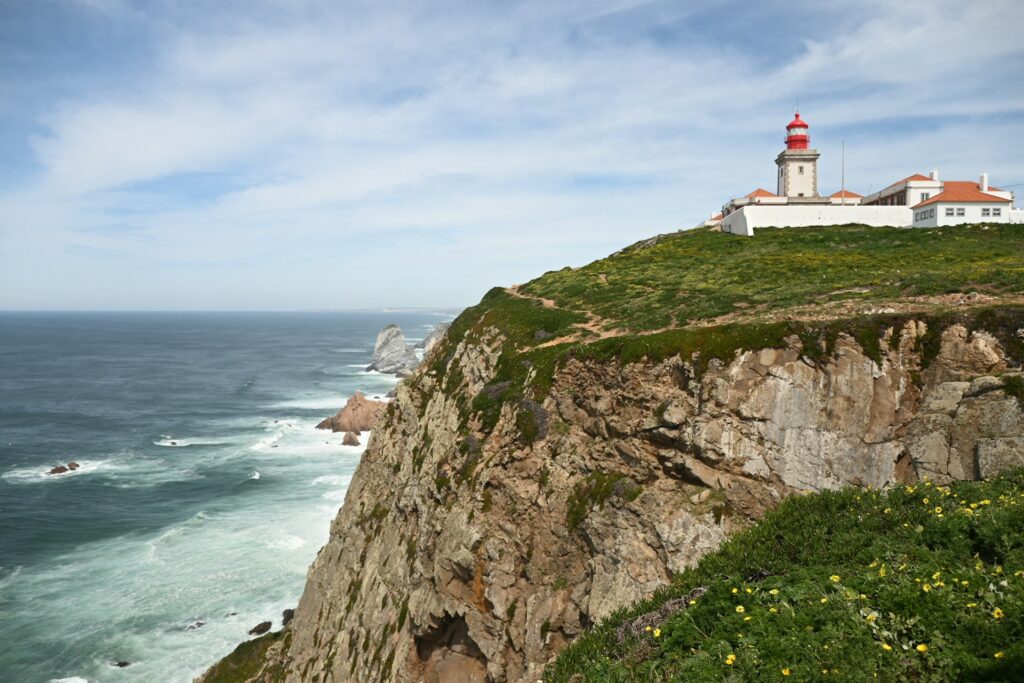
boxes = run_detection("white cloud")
[1,0,1022,309]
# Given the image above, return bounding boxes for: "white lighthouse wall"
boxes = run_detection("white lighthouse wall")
[721,205,912,236]
[780,158,817,198]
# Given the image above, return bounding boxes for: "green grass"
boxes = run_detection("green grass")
[522,225,1024,332]
[547,473,1024,682]
[200,630,289,683]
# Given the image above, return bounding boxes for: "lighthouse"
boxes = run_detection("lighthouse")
[775,112,820,198]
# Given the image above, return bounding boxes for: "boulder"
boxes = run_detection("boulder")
[317,392,386,433]
[367,325,420,375]
[282,608,295,626]
[113,661,130,668]
[248,621,272,636]
[48,465,69,475]
[67,461,80,470]
[343,432,361,447]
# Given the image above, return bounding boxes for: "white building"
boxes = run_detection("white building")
[707,113,1020,236]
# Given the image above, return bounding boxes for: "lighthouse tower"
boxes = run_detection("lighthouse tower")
[775,112,820,198]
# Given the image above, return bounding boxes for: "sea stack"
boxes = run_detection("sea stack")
[366,324,420,377]
[316,392,385,433]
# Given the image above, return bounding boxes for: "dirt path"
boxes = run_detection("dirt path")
[505,285,1024,349]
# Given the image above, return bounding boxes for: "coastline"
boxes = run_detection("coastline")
[0,312,448,683]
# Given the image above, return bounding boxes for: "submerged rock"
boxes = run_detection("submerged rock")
[113,661,130,668]
[248,621,272,636]
[316,392,385,433]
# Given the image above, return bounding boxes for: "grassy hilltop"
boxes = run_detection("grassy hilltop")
[431,224,1024,433]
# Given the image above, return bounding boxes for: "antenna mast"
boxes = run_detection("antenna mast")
[841,139,846,206]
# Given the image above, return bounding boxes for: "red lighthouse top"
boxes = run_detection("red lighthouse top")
[785,112,810,150]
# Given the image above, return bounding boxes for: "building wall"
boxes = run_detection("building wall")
[913,202,1013,227]
[721,205,913,236]
[1011,209,1024,224]
[778,156,817,198]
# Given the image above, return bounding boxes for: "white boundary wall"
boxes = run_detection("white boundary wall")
[722,205,913,236]
[1011,209,1024,224]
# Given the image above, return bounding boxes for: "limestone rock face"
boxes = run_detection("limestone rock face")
[219,322,1023,683]
[316,392,385,433]
[368,325,421,376]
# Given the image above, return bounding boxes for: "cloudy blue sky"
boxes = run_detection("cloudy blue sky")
[1,0,1022,310]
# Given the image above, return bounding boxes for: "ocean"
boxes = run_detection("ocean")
[0,311,449,683]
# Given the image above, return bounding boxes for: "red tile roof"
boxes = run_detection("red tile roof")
[913,184,1011,208]
[830,189,863,198]
[745,188,777,198]
[711,212,723,221]
[943,180,1004,193]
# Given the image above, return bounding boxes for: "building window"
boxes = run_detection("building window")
[921,193,930,201]
[993,208,1002,216]
[946,208,955,216]
[982,208,991,217]
[914,212,920,221]
[798,166,804,175]
[956,208,965,216]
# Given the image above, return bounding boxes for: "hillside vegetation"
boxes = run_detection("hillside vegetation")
[520,224,1024,332]
[546,471,1024,682]
[428,225,1024,433]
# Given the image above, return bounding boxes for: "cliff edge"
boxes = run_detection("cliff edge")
[200,224,1024,682]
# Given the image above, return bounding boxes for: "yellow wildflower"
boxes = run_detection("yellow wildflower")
[744,616,752,622]
[770,607,778,613]
[782,668,791,676]
[993,608,1004,620]
[653,628,661,638]
[820,597,829,604]
[916,644,928,653]
[995,652,1004,659]
[769,589,780,595]
[967,602,977,608]
[932,571,941,580]
[689,599,698,605]
[923,497,929,504]
[736,605,745,613]
[866,612,878,623]
[645,626,652,632]
[881,643,892,651]
[830,575,841,583]
[725,653,736,665]
[922,583,931,593]
[732,588,739,594]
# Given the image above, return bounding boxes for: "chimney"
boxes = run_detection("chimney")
[929,169,939,181]
[980,173,989,192]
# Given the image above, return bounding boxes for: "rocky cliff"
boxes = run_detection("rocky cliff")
[202,225,1024,683]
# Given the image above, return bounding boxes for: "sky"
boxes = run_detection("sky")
[1,0,1022,311]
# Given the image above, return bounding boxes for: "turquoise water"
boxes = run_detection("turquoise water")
[0,312,446,682]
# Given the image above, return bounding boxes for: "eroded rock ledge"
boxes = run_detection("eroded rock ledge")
[211,318,1024,683]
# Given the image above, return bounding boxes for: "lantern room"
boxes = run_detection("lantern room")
[785,112,809,150]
